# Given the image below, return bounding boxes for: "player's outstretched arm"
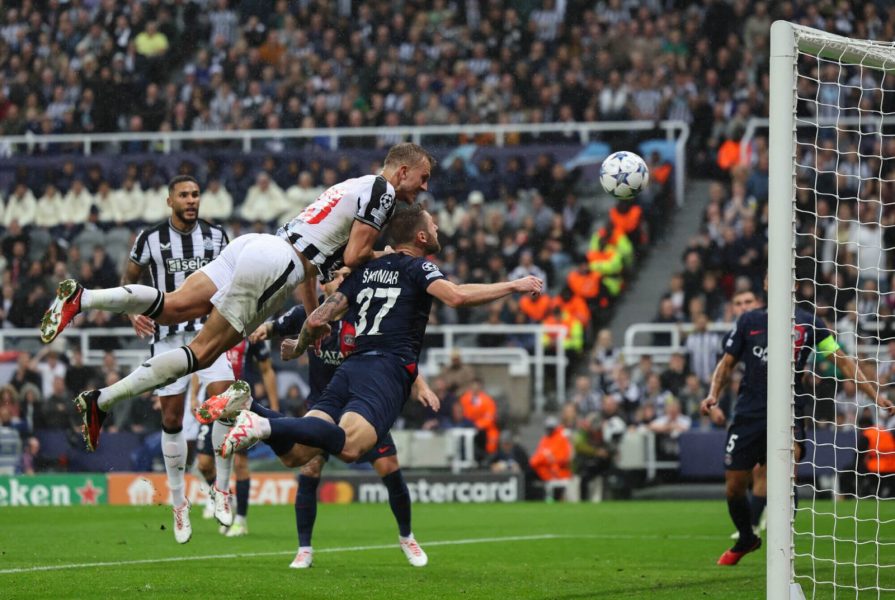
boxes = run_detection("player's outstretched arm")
[700,353,737,415]
[412,374,440,412]
[830,349,894,411]
[427,276,543,308]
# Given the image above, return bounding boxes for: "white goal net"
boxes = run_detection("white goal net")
[769,21,895,600]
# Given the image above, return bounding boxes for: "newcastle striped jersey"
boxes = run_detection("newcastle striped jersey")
[277,174,397,282]
[129,218,229,342]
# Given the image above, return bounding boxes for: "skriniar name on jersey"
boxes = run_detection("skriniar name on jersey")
[336,252,446,368]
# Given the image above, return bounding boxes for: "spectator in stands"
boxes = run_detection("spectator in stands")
[509,249,548,290]
[36,377,71,430]
[652,297,681,346]
[3,183,37,228]
[8,352,41,394]
[589,329,620,388]
[240,171,287,226]
[439,400,475,431]
[685,313,723,386]
[35,184,63,231]
[678,373,707,419]
[17,436,40,474]
[660,352,690,397]
[489,431,530,477]
[573,413,615,502]
[459,378,500,461]
[630,354,655,388]
[529,415,573,499]
[569,374,601,419]
[441,349,477,396]
[649,396,692,459]
[31,344,66,399]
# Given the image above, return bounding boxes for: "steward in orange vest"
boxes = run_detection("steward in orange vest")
[530,418,573,482]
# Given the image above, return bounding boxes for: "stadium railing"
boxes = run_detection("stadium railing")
[740,115,895,164]
[621,321,735,366]
[1,120,690,206]
[623,320,881,367]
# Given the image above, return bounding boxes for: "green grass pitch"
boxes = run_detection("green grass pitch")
[0,500,891,599]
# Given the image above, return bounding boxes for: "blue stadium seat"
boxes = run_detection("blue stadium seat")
[638,139,676,165]
[564,142,612,169]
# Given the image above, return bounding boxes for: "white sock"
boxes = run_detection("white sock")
[81,285,163,316]
[259,417,271,438]
[234,515,247,526]
[212,420,233,491]
[97,347,197,411]
[162,430,187,507]
[400,534,415,542]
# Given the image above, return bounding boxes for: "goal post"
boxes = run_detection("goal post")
[768,19,797,600]
[769,20,895,599]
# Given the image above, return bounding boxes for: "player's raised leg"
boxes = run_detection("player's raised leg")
[41,270,216,344]
[74,309,243,451]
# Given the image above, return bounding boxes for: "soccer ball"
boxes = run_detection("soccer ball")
[600,151,649,200]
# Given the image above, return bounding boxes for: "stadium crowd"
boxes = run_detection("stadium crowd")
[4,0,895,491]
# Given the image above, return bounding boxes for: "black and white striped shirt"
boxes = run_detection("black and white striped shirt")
[130,219,229,343]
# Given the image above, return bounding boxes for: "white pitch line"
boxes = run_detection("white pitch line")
[0,534,565,575]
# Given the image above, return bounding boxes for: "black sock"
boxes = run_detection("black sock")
[296,475,320,547]
[269,417,346,456]
[251,399,284,420]
[728,495,755,548]
[252,400,292,455]
[382,469,412,537]
[236,478,250,518]
[750,495,767,528]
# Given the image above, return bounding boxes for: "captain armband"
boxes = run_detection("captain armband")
[816,336,841,358]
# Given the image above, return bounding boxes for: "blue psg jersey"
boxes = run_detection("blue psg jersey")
[723,309,768,419]
[337,252,445,366]
[723,307,834,419]
[272,304,356,402]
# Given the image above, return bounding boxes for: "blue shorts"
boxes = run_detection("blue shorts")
[724,415,766,471]
[197,423,215,457]
[311,353,413,442]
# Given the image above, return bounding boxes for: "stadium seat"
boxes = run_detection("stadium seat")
[563,142,612,169]
[638,139,676,166]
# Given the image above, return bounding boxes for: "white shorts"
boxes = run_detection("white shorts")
[182,394,200,441]
[153,332,234,396]
[199,233,307,336]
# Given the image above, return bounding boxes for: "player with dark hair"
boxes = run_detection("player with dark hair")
[701,280,892,566]
[706,287,769,540]
[200,266,436,567]
[213,206,541,562]
[39,143,433,453]
[122,175,233,543]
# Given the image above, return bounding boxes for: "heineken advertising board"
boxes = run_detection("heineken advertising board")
[0,475,107,506]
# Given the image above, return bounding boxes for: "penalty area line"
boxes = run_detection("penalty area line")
[0,533,566,575]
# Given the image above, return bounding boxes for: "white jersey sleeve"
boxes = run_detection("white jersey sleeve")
[277,174,397,280]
